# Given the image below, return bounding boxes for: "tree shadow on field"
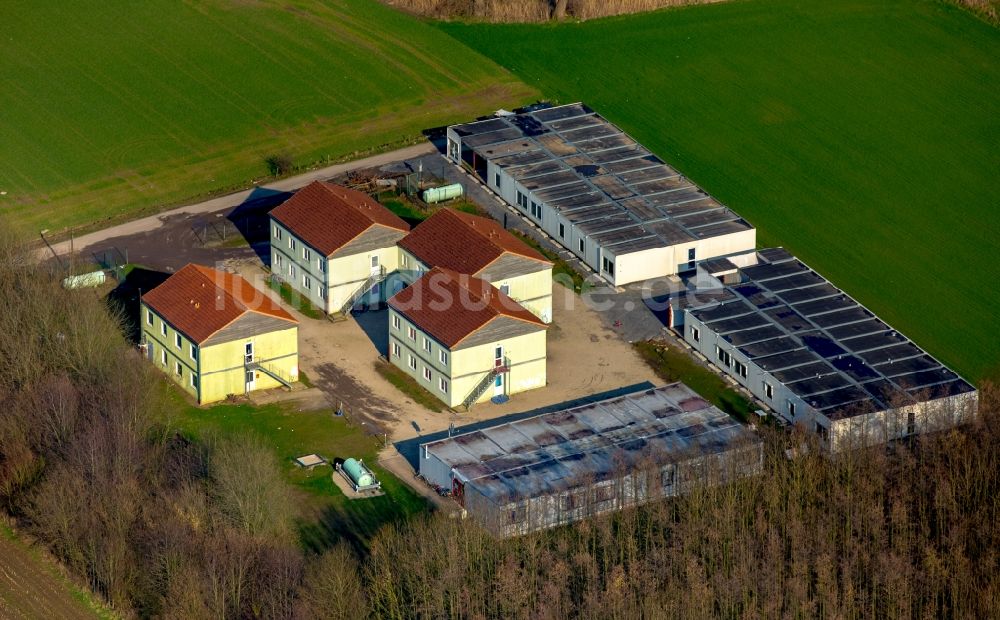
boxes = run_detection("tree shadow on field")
[106,267,171,343]
[226,186,293,265]
[296,492,423,557]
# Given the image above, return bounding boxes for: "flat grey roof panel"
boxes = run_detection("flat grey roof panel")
[547,114,605,132]
[531,103,593,122]
[770,360,838,384]
[694,219,753,238]
[739,336,803,359]
[548,192,612,211]
[520,170,583,191]
[759,272,828,293]
[787,373,853,397]
[725,324,784,346]
[574,133,636,153]
[534,181,595,202]
[674,208,738,229]
[619,197,663,221]
[602,155,666,174]
[605,236,668,254]
[563,204,624,223]
[710,313,771,334]
[792,295,858,317]
[758,247,795,263]
[506,160,567,180]
[619,166,675,185]
[862,342,925,366]
[691,300,755,324]
[826,319,889,341]
[452,117,510,136]
[810,307,874,329]
[465,128,525,148]
[742,260,809,282]
[776,283,840,305]
[755,347,823,371]
[644,219,695,244]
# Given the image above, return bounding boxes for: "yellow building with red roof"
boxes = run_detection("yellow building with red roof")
[140,264,299,404]
[388,267,547,409]
[397,208,553,323]
[269,180,410,315]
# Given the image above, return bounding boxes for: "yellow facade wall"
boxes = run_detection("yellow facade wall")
[388,308,546,409]
[140,303,298,404]
[485,269,553,323]
[328,245,401,313]
[198,327,299,404]
[451,330,547,407]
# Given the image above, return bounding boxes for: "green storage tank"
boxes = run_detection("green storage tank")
[341,458,377,490]
[422,183,464,204]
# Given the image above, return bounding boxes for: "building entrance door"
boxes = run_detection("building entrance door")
[244,342,255,392]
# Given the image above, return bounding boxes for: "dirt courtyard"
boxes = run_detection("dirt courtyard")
[230,262,660,442]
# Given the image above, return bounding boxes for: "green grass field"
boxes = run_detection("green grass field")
[0,0,536,233]
[163,386,427,551]
[440,0,1000,381]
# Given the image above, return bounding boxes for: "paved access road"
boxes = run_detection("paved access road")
[41,142,436,259]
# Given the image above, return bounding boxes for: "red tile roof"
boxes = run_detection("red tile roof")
[142,264,296,344]
[388,267,546,349]
[397,209,550,277]
[269,181,409,256]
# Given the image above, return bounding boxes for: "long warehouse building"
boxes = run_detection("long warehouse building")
[446,103,756,286]
[419,384,761,537]
[681,248,978,452]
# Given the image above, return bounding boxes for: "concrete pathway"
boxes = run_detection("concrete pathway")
[41,142,436,259]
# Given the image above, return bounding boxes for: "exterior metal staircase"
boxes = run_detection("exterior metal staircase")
[463,357,510,410]
[245,360,293,390]
[339,265,387,314]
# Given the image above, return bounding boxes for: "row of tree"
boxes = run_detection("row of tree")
[386,0,719,23]
[1,225,998,617]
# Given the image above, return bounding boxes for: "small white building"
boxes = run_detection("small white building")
[447,103,756,286]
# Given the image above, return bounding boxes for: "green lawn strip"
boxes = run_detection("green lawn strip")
[373,359,445,413]
[440,0,1000,381]
[161,386,428,550]
[267,277,325,320]
[509,230,585,293]
[634,341,753,422]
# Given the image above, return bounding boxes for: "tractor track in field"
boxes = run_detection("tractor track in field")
[0,533,99,619]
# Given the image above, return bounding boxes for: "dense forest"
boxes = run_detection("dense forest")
[1,226,998,617]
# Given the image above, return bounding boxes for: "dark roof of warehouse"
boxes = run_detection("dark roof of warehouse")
[687,248,976,419]
[422,383,758,504]
[449,103,754,256]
